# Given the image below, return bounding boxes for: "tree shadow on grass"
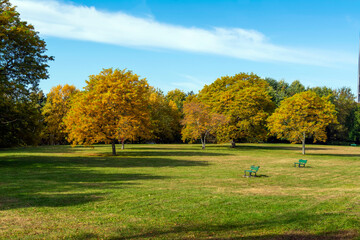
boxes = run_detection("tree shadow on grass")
[0,169,167,210]
[227,145,331,152]
[0,153,203,210]
[307,153,360,158]
[236,230,358,240]
[0,155,210,168]
[69,230,357,240]
[111,151,228,157]
[0,145,90,154]
[108,211,358,240]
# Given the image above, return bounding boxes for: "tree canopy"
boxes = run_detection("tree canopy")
[64,68,151,155]
[267,91,337,154]
[42,84,78,145]
[181,101,228,149]
[198,73,275,146]
[0,1,357,150]
[0,0,53,147]
[0,0,53,98]
[165,88,187,112]
[149,88,182,143]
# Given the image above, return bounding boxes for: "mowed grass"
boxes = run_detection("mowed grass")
[0,143,360,239]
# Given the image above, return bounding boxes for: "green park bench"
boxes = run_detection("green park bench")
[244,165,260,177]
[351,144,357,146]
[294,159,307,168]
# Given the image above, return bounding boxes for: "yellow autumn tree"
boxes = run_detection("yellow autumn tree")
[181,101,228,149]
[198,73,275,147]
[267,91,337,154]
[64,68,151,155]
[42,84,78,145]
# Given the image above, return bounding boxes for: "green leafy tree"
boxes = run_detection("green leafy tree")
[287,80,306,96]
[349,104,360,143]
[0,0,53,147]
[311,87,357,143]
[329,88,357,143]
[165,88,187,112]
[267,91,337,154]
[265,78,306,106]
[149,88,182,143]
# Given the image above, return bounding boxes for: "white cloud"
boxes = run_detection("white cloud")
[11,0,354,66]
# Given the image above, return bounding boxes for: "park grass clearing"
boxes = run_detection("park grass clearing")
[0,143,359,239]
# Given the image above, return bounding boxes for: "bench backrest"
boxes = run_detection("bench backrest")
[299,159,307,164]
[250,165,260,171]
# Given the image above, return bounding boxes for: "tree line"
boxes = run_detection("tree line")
[2,0,360,155]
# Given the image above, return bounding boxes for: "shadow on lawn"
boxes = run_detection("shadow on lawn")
[226,145,331,152]
[307,153,360,158]
[71,230,357,240]
[0,153,208,210]
[236,230,358,240]
[104,210,358,240]
[108,230,357,240]
[0,168,167,210]
[0,145,90,154]
[113,151,228,157]
[0,155,209,168]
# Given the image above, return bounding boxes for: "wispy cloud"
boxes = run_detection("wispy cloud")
[12,0,354,66]
[171,74,206,92]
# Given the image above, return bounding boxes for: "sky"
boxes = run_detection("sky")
[10,0,360,94]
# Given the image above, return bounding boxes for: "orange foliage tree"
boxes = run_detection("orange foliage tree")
[198,73,275,147]
[64,68,150,155]
[181,101,228,149]
[42,84,78,144]
[267,91,337,154]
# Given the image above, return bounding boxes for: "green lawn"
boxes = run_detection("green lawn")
[0,143,359,239]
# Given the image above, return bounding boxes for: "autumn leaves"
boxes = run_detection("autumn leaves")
[180,73,336,152]
[64,69,151,155]
[42,68,337,155]
[43,68,182,155]
[268,91,337,154]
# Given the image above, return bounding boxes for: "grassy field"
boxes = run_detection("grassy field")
[0,143,359,239]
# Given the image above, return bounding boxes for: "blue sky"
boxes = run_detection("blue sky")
[11,0,360,94]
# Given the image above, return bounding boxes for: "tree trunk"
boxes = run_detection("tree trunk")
[302,132,306,155]
[112,140,116,156]
[50,134,54,145]
[231,140,236,148]
[202,136,206,150]
[121,139,125,150]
